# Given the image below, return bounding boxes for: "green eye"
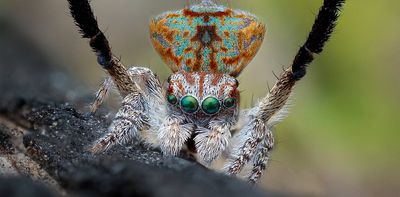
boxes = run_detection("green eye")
[167,94,177,104]
[202,97,221,115]
[224,98,236,108]
[180,95,199,113]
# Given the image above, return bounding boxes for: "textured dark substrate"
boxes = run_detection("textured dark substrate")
[0,19,286,197]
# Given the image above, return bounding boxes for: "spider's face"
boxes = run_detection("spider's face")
[166,72,239,124]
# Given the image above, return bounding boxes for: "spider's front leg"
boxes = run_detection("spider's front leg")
[90,77,113,114]
[90,91,149,153]
[226,0,344,183]
[91,67,164,153]
[90,67,164,114]
[195,119,237,164]
[158,115,194,156]
[248,131,274,184]
[226,70,292,181]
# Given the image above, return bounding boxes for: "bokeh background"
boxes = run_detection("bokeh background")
[1,0,399,196]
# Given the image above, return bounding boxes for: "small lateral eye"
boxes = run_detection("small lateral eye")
[167,75,172,83]
[180,95,199,113]
[224,98,236,108]
[167,94,177,104]
[202,97,221,115]
[234,79,239,87]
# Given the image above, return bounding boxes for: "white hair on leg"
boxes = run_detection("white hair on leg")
[158,116,194,156]
[195,121,232,164]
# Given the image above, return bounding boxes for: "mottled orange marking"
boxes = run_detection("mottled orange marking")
[184,47,193,53]
[211,73,223,86]
[183,72,195,85]
[167,84,174,94]
[218,82,230,97]
[223,56,240,65]
[209,54,219,73]
[190,25,222,72]
[165,48,182,68]
[165,31,175,43]
[198,72,206,97]
[224,31,230,38]
[183,31,190,38]
[203,15,210,23]
[177,80,185,95]
[230,87,240,98]
[220,47,228,53]
[183,8,233,18]
[185,59,192,66]
[167,13,180,18]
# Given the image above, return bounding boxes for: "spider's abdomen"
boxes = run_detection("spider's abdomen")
[150,2,266,77]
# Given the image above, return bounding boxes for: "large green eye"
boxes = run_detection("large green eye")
[202,97,221,115]
[224,98,236,108]
[167,94,177,104]
[180,95,199,113]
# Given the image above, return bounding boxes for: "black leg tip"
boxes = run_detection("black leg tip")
[291,68,307,81]
[97,54,111,69]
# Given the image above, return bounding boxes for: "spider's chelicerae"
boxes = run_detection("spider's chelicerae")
[67,0,344,183]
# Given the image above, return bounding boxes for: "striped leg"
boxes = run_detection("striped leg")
[247,130,274,184]
[226,117,268,175]
[158,115,194,156]
[195,120,234,164]
[91,77,113,114]
[68,0,138,97]
[90,67,163,114]
[90,67,164,153]
[226,0,344,181]
[90,92,149,153]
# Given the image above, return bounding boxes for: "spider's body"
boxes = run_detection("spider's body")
[67,0,344,184]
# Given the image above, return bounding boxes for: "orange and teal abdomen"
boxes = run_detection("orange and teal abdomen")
[150,2,266,77]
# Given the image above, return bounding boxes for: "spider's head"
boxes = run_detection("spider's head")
[166,72,239,125]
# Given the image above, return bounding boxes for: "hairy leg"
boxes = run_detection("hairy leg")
[90,67,164,153]
[225,71,293,176]
[158,115,194,156]
[126,67,164,103]
[195,120,236,164]
[91,77,113,114]
[90,67,164,114]
[90,92,149,153]
[68,0,138,97]
[226,116,268,175]
[226,0,344,179]
[247,130,274,184]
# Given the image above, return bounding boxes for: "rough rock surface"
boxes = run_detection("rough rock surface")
[0,20,284,197]
[0,177,57,197]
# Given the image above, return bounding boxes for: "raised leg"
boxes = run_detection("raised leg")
[91,77,113,114]
[90,91,149,153]
[247,130,274,184]
[226,0,344,181]
[90,67,164,153]
[90,67,164,114]
[226,115,269,175]
[67,0,138,97]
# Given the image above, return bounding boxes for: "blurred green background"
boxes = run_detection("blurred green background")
[1,0,399,196]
